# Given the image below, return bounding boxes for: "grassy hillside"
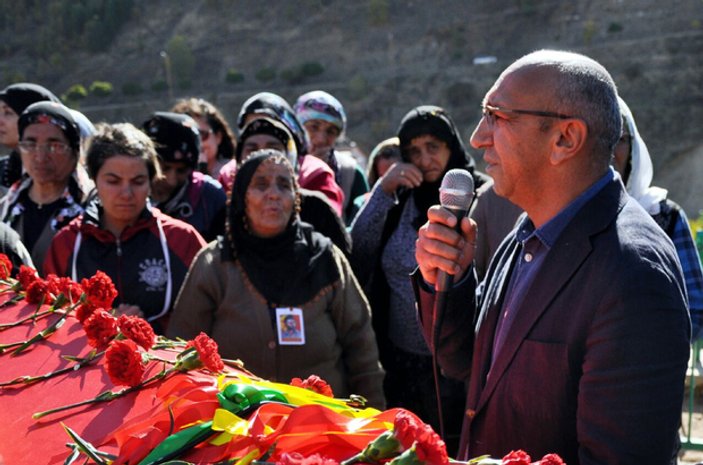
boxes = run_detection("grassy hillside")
[1,0,701,212]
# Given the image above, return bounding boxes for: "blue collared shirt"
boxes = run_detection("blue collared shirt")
[492,169,615,358]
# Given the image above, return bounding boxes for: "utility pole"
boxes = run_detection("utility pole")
[160,51,174,102]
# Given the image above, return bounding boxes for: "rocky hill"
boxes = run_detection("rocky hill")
[2,0,702,214]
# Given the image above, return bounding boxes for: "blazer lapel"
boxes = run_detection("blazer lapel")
[468,239,521,406]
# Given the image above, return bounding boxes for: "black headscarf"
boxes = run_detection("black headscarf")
[0,83,60,116]
[236,116,298,171]
[396,105,476,228]
[224,150,339,306]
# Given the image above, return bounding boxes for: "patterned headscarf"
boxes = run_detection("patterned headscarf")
[18,101,81,153]
[237,92,308,155]
[294,91,347,134]
[142,112,201,169]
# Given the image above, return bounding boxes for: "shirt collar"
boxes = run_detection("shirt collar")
[517,168,615,248]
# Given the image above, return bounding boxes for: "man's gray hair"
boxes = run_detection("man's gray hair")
[507,50,622,161]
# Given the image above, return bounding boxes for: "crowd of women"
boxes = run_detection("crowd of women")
[0,80,700,456]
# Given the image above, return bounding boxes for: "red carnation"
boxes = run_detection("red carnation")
[290,375,334,397]
[277,452,339,465]
[118,315,156,350]
[80,271,117,309]
[187,332,224,373]
[539,454,565,465]
[17,265,39,290]
[83,309,119,349]
[0,253,12,280]
[412,425,448,465]
[105,339,145,387]
[46,274,83,305]
[393,410,423,450]
[502,450,532,465]
[25,279,49,304]
[75,302,98,323]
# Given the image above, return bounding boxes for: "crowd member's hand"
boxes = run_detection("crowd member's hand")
[416,205,477,286]
[115,303,144,318]
[380,162,423,195]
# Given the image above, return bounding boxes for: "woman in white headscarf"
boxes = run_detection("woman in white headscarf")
[614,96,703,338]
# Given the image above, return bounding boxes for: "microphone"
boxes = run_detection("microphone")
[434,169,475,292]
[429,168,474,441]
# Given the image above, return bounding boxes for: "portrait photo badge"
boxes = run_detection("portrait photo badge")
[276,307,305,345]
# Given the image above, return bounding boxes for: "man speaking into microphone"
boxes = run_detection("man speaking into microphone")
[413,50,689,465]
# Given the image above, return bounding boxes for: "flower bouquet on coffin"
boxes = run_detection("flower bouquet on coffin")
[0,266,117,357]
[0,308,153,388]
[32,331,225,419]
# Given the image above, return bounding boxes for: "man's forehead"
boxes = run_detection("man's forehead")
[484,66,553,105]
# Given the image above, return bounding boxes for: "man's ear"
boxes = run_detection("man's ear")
[550,119,588,165]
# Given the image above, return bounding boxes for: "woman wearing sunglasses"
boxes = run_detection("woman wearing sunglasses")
[171,97,236,180]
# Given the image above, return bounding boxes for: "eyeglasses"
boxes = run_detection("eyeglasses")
[481,104,575,126]
[18,141,71,156]
[199,128,213,142]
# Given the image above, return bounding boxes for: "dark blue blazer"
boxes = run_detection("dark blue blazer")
[416,177,690,464]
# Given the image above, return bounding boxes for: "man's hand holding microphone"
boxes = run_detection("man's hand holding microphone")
[415,169,477,290]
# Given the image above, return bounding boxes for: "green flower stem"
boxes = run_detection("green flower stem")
[32,365,176,420]
[9,311,69,356]
[387,446,424,465]
[0,340,23,351]
[0,298,81,356]
[340,430,402,465]
[0,308,70,331]
[29,294,47,324]
[0,293,24,308]
[152,337,188,351]
[0,349,102,387]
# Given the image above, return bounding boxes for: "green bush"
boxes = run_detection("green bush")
[225,68,245,84]
[64,84,88,102]
[151,80,168,92]
[89,81,113,97]
[281,66,304,84]
[607,22,623,33]
[301,61,324,77]
[122,82,143,96]
[281,62,324,85]
[255,67,276,82]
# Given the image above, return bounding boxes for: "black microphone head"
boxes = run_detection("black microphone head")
[439,169,474,210]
